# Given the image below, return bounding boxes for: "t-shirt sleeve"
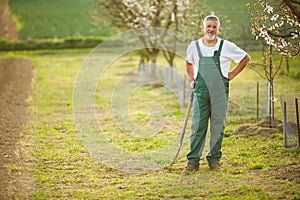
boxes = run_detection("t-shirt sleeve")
[224,40,247,63]
[186,42,194,64]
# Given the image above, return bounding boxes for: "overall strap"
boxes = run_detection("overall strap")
[215,40,224,57]
[195,41,202,58]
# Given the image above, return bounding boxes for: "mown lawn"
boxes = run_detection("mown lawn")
[1,48,299,199]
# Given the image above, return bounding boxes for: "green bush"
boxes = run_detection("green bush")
[0,37,105,51]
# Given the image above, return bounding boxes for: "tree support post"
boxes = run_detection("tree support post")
[295,98,300,148]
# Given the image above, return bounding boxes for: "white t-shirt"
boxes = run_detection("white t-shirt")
[186,37,247,79]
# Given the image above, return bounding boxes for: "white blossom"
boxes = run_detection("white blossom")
[249,0,299,57]
[270,14,278,21]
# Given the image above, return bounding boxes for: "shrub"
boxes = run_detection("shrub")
[0,37,105,51]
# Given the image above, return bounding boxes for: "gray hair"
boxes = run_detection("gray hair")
[203,15,220,27]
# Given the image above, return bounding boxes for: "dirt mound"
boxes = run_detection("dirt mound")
[0,0,19,41]
[0,58,33,199]
[231,117,283,137]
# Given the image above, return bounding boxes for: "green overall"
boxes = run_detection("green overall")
[187,40,229,166]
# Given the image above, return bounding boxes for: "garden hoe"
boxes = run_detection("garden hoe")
[171,92,194,165]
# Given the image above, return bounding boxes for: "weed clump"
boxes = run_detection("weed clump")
[231,117,283,137]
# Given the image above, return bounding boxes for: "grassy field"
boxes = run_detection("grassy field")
[3,0,300,198]
[1,47,299,199]
[9,0,112,39]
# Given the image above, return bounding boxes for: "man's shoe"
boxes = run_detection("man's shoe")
[182,164,199,174]
[209,162,221,170]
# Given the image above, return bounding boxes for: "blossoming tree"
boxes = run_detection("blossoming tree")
[93,0,207,66]
[247,0,300,127]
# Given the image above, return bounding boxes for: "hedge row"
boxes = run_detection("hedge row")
[0,37,105,51]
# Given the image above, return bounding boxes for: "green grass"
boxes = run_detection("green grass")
[0,49,299,199]
[9,0,112,39]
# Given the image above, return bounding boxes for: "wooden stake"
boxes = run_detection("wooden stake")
[283,101,287,147]
[295,98,300,148]
[257,82,259,121]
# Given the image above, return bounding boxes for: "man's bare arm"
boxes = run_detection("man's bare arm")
[186,61,194,89]
[228,54,250,81]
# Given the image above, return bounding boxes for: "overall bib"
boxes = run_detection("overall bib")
[187,40,229,166]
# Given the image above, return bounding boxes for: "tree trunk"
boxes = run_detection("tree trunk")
[150,52,158,80]
[269,45,275,128]
[270,81,275,128]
